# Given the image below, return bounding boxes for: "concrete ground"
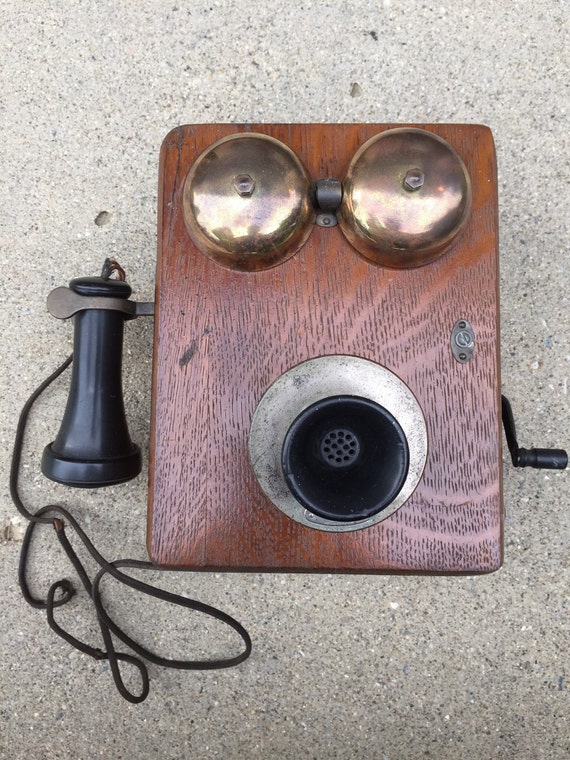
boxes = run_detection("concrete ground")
[1,1,568,758]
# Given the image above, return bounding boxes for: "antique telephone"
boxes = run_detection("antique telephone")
[12,124,567,702]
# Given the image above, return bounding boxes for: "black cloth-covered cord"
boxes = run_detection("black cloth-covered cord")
[10,355,252,703]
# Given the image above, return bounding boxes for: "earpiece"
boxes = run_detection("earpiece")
[41,270,143,487]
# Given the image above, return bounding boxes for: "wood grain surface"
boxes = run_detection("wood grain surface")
[147,123,502,573]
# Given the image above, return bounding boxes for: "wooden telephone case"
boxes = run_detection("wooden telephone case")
[147,123,502,574]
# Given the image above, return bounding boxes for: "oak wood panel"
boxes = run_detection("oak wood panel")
[147,123,502,573]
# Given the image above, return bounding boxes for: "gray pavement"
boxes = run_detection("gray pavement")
[1,2,568,758]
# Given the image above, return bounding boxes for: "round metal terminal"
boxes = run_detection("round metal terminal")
[451,318,476,363]
[249,355,428,532]
[338,128,472,268]
[183,133,314,271]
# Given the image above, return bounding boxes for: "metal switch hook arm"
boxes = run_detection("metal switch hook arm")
[47,259,155,321]
[47,286,155,320]
[501,396,568,470]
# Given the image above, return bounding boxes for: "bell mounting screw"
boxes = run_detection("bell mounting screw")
[233,174,256,197]
[404,168,425,191]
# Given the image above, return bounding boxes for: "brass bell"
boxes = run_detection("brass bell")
[338,128,472,268]
[183,133,314,271]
